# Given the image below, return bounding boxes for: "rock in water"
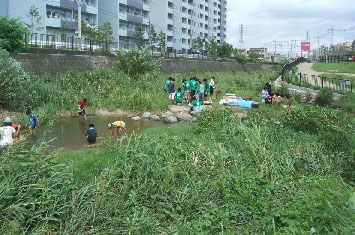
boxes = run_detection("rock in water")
[142,112,151,118]
[149,115,160,121]
[161,111,174,118]
[176,112,192,121]
[132,116,141,121]
[164,115,177,123]
[127,114,135,118]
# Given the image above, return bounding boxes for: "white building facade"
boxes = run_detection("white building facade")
[150,0,227,54]
[99,0,150,49]
[0,0,98,42]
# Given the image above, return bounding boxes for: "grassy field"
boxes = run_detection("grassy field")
[312,62,355,74]
[1,106,354,233]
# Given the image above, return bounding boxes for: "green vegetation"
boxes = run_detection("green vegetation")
[312,62,355,74]
[0,49,30,109]
[315,87,334,107]
[335,92,355,114]
[1,107,354,233]
[0,16,29,53]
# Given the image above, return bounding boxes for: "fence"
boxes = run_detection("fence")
[25,33,119,52]
[24,33,249,61]
[318,55,355,63]
[284,71,353,93]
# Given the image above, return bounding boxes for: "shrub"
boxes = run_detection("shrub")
[315,87,333,106]
[115,46,161,80]
[0,16,29,53]
[335,92,355,114]
[304,91,314,103]
[0,49,30,110]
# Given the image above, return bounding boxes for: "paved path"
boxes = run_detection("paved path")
[296,63,351,90]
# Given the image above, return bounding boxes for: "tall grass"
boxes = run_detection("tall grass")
[2,106,354,233]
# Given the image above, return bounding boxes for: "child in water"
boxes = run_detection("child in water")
[86,124,97,144]
[107,121,127,141]
[26,110,39,135]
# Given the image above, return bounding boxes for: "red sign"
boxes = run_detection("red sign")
[301,42,310,51]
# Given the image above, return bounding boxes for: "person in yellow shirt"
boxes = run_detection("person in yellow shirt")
[107,121,127,140]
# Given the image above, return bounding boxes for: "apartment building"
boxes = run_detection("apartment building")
[0,0,98,40]
[99,0,150,49]
[150,0,227,53]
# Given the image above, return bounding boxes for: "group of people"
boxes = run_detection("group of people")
[261,77,294,113]
[164,76,216,113]
[0,109,39,147]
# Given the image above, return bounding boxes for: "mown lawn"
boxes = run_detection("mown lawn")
[312,62,355,74]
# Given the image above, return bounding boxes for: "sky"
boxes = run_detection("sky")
[226,0,355,54]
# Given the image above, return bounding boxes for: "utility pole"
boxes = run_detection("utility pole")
[239,24,244,48]
[75,0,84,49]
[328,26,334,46]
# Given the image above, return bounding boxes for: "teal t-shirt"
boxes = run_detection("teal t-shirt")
[176,91,183,103]
[204,82,210,93]
[190,80,196,91]
[164,80,170,90]
[183,81,189,92]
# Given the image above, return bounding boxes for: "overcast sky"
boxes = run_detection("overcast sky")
[226,0,355,54]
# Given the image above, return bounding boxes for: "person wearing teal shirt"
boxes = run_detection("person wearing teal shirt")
[175,88,184,105]
[203,78,210,101]
[188,96,202,114]
[164,77,172,92]
[189,78,196,103]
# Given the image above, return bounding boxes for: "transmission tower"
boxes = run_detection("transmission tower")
[239,24,244,48]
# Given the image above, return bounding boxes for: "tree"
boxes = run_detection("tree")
[249,52,260,62]
[233,49,247,64]
[0,16,29,53]
[59,22,69,43]
[98,22,115,52]
[26,6,43,37]
[192,37,204,53]
[0,49,30,110]
[218,43,233,57]
[157,31,166,55]
[115,46,161,80]
[82,20,99,50]
[206,38,219,58]
[149,24,158,51]
[135,26,145,49]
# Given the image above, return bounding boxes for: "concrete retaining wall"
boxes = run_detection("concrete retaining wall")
[10,48,267,76]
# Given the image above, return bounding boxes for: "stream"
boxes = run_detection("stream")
[26,116,175,150]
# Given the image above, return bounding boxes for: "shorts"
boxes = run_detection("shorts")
[184,91,190,97]
[190,90,196,98]
[210,87,214,95]
[87,139,96,144]
[29,125,36,129]
[169,92,175,99]
[79,109,86,115]
[204,91,208,97]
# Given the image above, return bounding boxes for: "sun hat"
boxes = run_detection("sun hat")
[107,123,112,128]
[4,117,11,123]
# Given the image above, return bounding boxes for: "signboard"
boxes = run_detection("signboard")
[301,42,310,51]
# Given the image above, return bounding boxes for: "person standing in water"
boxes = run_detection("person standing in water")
[26,110,39,135]
[107,121,127,141]
[78,98,87,119]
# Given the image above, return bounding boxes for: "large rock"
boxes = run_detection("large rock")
[164,115,177,123]
[236,112,248,119]
[176,112,192,121]
[149,115,160,121]
[142,112,151,118]
[161,111,174,118]
[170,105,186,113]
[127,114,135,118]
[132,116,141,121]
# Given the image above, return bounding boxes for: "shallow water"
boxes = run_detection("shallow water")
[27,116,173,150]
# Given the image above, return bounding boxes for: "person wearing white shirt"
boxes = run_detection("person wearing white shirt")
[210,76,215,99]
[0,117,21,146]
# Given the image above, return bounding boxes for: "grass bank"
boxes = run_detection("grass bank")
[1,106,354,233]
[312,62,355,74]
